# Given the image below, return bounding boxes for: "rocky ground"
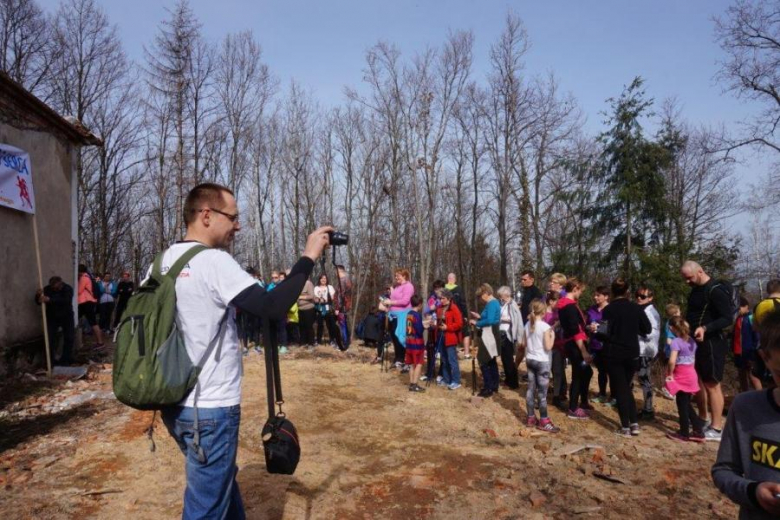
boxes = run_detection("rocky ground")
[0,339,739,519]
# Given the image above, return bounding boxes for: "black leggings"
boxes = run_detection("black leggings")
[676,391,707,436]
[593,352,610,397]
[391,326,405,364]
[567,343,593,411]
[316,313,339,344]
[298,308,316,346]
[605,357,638,428]
[552,348,568,400]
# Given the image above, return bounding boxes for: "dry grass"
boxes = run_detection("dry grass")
[0,343,739,519]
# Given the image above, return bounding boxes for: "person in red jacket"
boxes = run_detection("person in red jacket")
[436,290,464,390]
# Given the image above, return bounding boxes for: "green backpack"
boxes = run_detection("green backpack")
[112,245,226,411]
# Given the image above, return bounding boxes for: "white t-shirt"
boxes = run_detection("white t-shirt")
[313,285,335,308]
[524,319,552,363]
[146,242,256,408]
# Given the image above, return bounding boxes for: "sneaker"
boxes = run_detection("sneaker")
[592,395,608,404]
[615,427,632,438]
[410,384,426,393]
[419,375,428,382]
[567,408,589,420]
[606,399,617,407]
[437,380,448,387]
[629,423,640,436]
[526,416,539,428]
[537,418,560,433]
[436,375,444,383]
[279,346,288,355]
[666,432,689,443]
[661,387,674,401]
[400,365,410,374]
[704,427,722,442]
[447,383,462,391]
[690,430,706,442]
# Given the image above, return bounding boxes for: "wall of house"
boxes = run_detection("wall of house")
[0,123,75,370]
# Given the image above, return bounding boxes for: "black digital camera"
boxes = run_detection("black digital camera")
[328,230,349,246]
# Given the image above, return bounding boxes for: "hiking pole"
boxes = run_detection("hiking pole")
[382,313,390,373]
[471,326,477,396]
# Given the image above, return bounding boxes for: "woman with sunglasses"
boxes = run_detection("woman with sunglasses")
[636,284,661,421]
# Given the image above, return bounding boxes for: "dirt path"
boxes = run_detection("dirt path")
[0,345,738,519]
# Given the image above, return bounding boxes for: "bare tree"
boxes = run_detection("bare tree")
[144,0,201,239]
[0,0,56,96]
[714,0,780,203]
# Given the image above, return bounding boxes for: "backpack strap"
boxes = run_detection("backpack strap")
[190,311,230,464]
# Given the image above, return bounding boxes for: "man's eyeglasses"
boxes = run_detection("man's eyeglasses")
[197,207,239,222]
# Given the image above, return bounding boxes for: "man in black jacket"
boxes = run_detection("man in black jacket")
[520,270,544,324]
[36,276,75,365]
[681,260,734,442]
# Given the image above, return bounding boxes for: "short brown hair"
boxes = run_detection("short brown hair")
[759,311,780,353]
[475,283,493,297]
[183,183,234,225]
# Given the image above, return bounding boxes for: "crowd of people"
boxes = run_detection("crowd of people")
[363,264,780,449]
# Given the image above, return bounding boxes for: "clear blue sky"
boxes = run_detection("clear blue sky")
[41,0,767,222]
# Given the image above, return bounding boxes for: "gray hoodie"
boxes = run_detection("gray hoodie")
[712,389,780,519]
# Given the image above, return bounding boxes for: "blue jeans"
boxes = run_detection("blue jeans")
[442,346,460,385]
[162,405,245,520]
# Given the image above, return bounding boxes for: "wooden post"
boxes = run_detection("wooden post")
[33,214,52,377]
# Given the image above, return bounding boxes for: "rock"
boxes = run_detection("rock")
[528,490,547,508]
[534,442,551,454]
[591,448,606,463]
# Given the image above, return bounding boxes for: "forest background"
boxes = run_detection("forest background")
[2,0,779,329]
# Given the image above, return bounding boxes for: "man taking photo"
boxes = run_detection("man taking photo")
[154,183,331,519]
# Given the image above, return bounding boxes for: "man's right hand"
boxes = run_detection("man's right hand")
[303,226,334,262]
[756,482,780,515]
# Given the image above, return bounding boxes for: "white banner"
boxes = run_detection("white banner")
[0,143,35,214]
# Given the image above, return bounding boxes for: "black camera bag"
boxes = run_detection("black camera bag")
[261,415,300,474]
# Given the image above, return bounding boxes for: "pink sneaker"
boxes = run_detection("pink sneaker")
[526,416,538,427]
[537,418,560,433]
[567,408,589,420]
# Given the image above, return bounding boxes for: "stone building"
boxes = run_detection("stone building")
[0,72,101,374]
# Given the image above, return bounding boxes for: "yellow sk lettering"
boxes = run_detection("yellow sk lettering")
[761,444,777,467]
[753,441,762,462]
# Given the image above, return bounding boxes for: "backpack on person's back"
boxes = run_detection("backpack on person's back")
[112,245,218,409]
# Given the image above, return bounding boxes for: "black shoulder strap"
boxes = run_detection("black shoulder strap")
[262,317,284,419]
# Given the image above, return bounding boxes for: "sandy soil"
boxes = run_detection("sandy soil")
[0,341,739,519]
